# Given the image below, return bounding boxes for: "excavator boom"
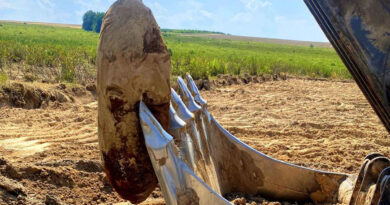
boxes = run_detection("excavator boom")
[304,0,390,133]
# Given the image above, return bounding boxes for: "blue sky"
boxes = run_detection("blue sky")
[0,0,328,42]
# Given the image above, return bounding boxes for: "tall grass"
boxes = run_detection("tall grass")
[0,72,7,86]
[0,22,98,83]
[163,32,349,80]
[0,22,350,83]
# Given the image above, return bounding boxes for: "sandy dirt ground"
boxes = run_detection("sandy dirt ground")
[204,79,390,174]
[0,78,389,205]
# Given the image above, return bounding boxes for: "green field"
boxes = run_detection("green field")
[0,22,349,83]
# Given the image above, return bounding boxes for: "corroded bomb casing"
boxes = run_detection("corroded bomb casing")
[97,0,171,203]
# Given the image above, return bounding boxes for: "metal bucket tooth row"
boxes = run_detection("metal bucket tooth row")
[140,100,230,205]
[139,74,390,205]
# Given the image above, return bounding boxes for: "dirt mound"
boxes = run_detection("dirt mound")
[0,82,95,109]
[0,82,68,109]
[194,73,287,91]
[194,79,212,90]
[1,163,75,188]
[0,175,26,198]
[75,160,103,173]
[0,159,114,205]
[45,195,64,205]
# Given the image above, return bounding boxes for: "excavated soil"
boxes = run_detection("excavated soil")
[0,78,389,205]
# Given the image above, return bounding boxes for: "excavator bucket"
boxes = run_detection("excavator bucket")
[140,75,390,204]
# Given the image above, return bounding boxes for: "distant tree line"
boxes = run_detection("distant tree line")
[82,10,105,33]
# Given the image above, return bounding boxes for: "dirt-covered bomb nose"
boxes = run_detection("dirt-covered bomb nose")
[97,0,171,203]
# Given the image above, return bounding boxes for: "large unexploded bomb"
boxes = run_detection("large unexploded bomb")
[97,0,171,203]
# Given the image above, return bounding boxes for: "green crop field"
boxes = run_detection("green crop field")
[0,22,349,83]
[0,22,98,83]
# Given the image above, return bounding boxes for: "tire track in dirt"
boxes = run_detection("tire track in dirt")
[0,102,98,159]
[0,93,163,204]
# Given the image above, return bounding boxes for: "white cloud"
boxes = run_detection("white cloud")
[144,0,214,29]
[272,15,327,41]
[37,0,54,9]
[0,0,16,10]
[240,0,271,11]
[146,1,168,19]
[232,12,253,23]
[70,0,115,23]
[72,0,113,12]
[232,0,271,25]
[187,0,202,9]
[200,10,213,18]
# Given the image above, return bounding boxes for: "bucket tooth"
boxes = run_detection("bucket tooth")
[171,86,220,192]
[169,104,186,133]
[172,85,206,164]
[169,91,197,171]
[185,74,212,124]
[185,74,207,106]
[171,89,195,123]
[139,101,230,205]
[168,103,193,167]
[176,77,220,192]
[175,78,208,161]
[177,77,201,113]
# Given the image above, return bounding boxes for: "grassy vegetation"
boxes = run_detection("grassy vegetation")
[0,22,349,83]
[0,22,98,83]
[0,72,7,86]
[164,33,349,79]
